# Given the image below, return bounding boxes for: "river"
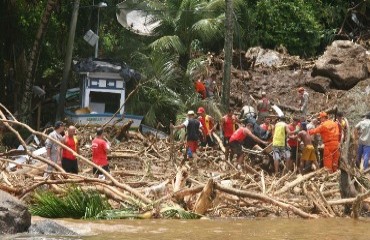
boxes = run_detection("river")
[9,218,370,240]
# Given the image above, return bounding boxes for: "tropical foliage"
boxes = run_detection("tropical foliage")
[29,187,111,219]
[0,0,369,126]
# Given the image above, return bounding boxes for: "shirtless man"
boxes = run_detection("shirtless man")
[298,122,319,173]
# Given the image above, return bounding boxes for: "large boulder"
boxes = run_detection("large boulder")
[0,190,31,234]
[307,76,331,93]
[312,40,368,89]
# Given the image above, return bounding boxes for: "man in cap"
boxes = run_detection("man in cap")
[298,87,309,118]
[256,91,271,123]
[355,112,370,169]
[45,121,65,176]
[308,112,340,172]
[171,110,203,159]
[197,107,216,148]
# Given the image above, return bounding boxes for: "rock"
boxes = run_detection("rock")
[312,40,368,89]
[0,190,31,234]
[28,220,78,236]
[245,47,282,67]
[307,76,331,93]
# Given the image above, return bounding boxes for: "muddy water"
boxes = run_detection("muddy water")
[12,218,370,240]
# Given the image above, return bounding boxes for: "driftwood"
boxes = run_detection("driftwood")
[2,104,370,219]
[194,179,215,215]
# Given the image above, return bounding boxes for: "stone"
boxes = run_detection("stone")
[312,40,368,89]
[307,76,331,93]
[0,190,31,234]
[28,220,78,236]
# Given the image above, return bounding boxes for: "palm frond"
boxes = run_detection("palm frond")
[191,15,225,43]
[186,56,208,79]
[160,206,203,219]
[29,187,111,219]
[149,35,186,54]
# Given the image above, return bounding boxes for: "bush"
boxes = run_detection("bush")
[254,0,322,57]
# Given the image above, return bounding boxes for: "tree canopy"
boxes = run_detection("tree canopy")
[0,0,369,127]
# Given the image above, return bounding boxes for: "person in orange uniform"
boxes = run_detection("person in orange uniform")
[194,78,206,99]
[220,108,238,161]
[197,107,216,148]
[62,126,79,174]
[308,112,340,172]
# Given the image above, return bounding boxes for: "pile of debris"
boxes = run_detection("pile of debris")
[1,106,370,220]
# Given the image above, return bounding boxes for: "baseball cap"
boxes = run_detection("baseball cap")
[187,110,195,115]
[318,112,327,118]
[54,121,65,128]
[197,107,205,114]
[298,87,304,92]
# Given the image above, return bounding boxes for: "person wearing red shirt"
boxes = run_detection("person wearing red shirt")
[92,128,110,178]
[194,78,206,99]
[220,108,238,161]
[308,112,340,172]
[62,126,79,174]
[229,124,268,168]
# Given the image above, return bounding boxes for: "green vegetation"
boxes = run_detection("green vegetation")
[0,0,368,126]
[29,187,111,219]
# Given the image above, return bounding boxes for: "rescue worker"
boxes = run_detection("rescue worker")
[256,91,271,123]
[220,108,238,161]
[194,78,206,99]
[229,124,268,169]
[287,116,300,171]
[308,112,340,172]
[260,117,274,142]
[240,104,256,121]
[355,112,370,169]
[298,87,309,118]
[298,122,319,173]
[336,112,348,144]
[61,126,79,174]
[272,116,292,175]
[197,107,216,148]
[171,110,203,159]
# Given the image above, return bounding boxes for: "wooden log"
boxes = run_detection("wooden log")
[116,120,133,141]
[173,166,189,201]
[194,179,215,215]
[274,168,325,195]
[214,182,317,219]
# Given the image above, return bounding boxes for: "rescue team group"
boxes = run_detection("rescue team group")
[44,87,370,177]
[172,86,370,175]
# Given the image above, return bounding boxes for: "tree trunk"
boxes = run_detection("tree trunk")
[56,0,80,120]
[339,118,358,214]
[20,0,58,124]
[222,0,233,108]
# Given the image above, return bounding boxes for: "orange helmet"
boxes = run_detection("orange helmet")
[298,87,305,92]
[318,112,328,118]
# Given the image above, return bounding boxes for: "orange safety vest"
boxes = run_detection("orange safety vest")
[199,115,213,136]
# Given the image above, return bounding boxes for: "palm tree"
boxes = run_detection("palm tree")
[146,0,226,64]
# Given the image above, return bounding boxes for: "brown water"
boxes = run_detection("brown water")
[12,218,370,240]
